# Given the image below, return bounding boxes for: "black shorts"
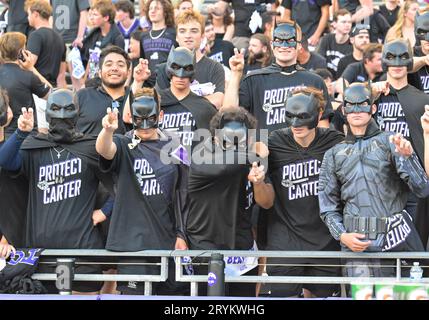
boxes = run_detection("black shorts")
[116,257,189,296]
[266,258,341,297]
[36,257,103,293]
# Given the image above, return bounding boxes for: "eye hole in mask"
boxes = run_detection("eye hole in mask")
[183,64,194,72]
[51,104,61,111]
[273,38,297,48]
[399,53,410,60]
[170,63,182,70]
[385,53,395,60]
[285,111,311,119]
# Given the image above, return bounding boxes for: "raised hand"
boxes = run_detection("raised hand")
[18,49,36,71]
[229,48,245,73]
[389,133,413,158]
[421,105,429,135]
[102,107,119,133]
[248,161,266,185]
[17,107,34,132]
[133,58,151,83]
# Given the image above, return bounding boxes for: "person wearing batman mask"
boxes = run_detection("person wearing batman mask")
[96,87,190,296]
[224,22,333,134]
[265,87,344,298]
[157,47,217,152]
[0,89,115,295]
[409,11,429,94]
[374,39,429,249]
[185,106,273,296]
[319,82,429,287]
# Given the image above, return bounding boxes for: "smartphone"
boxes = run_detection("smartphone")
[17,49,26,62]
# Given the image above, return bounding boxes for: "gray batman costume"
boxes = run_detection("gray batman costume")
[319,119,429,253]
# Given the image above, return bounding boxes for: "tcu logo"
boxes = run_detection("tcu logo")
[8,249,41,266]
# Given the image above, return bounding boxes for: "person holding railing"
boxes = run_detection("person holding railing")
[96,87,190,296]
[319,82,429,282]
[0,89,115,295]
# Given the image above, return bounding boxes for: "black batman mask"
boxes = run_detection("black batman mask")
[343,83,372,114]
[284,93,319,129]
[46,89,80,143]
[217,118,248,151]
[382,39,413,72]
[131,95,159,130]
[166,47,196,80]
[272,23,298,48]
[415,12,429,41]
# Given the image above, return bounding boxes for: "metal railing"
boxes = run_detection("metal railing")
[30,249,429,296]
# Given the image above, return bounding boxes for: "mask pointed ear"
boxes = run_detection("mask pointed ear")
[284,89,293,107]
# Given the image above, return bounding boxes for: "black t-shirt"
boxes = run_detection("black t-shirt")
[19,144,105,249]
[100,135,178,251]
[369,9,390,43]
[76,86,128,136]
[267,127,344,251]
[27,27,66,86]
[207,39,235,68]
[81,24,125,67]
[337,54,359,78]
[239,66,333,133]
[341,61,384,83]
[225,0,274,37]
[186,142,254,250]
[317,33,352,78]
[0,168,28,247]
[282,0,331,38]
[300,52,327,72]
[140,27,177,87]
[338,0,360,14]
[376,91,411,139]
[379,4,399,27]
[156,56,225,94]
[410,47,429,94]
[159,89,217,149]
[8,0,27,26]
[0,64,50,135]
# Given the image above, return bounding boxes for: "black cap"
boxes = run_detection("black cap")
[350,24,370,37]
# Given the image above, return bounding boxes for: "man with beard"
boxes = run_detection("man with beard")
[374,39,429,250]
[96,88,189,295]
[319,82,429,283]
[336,43,384,92]
[76,46,131,136]
[157,47,217,151]
[186,107,274,296]
[244,33,273,74]
[0,89,114,294]
[224,22,333,133]
[266,87,344,298]
[336,24,370,78]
